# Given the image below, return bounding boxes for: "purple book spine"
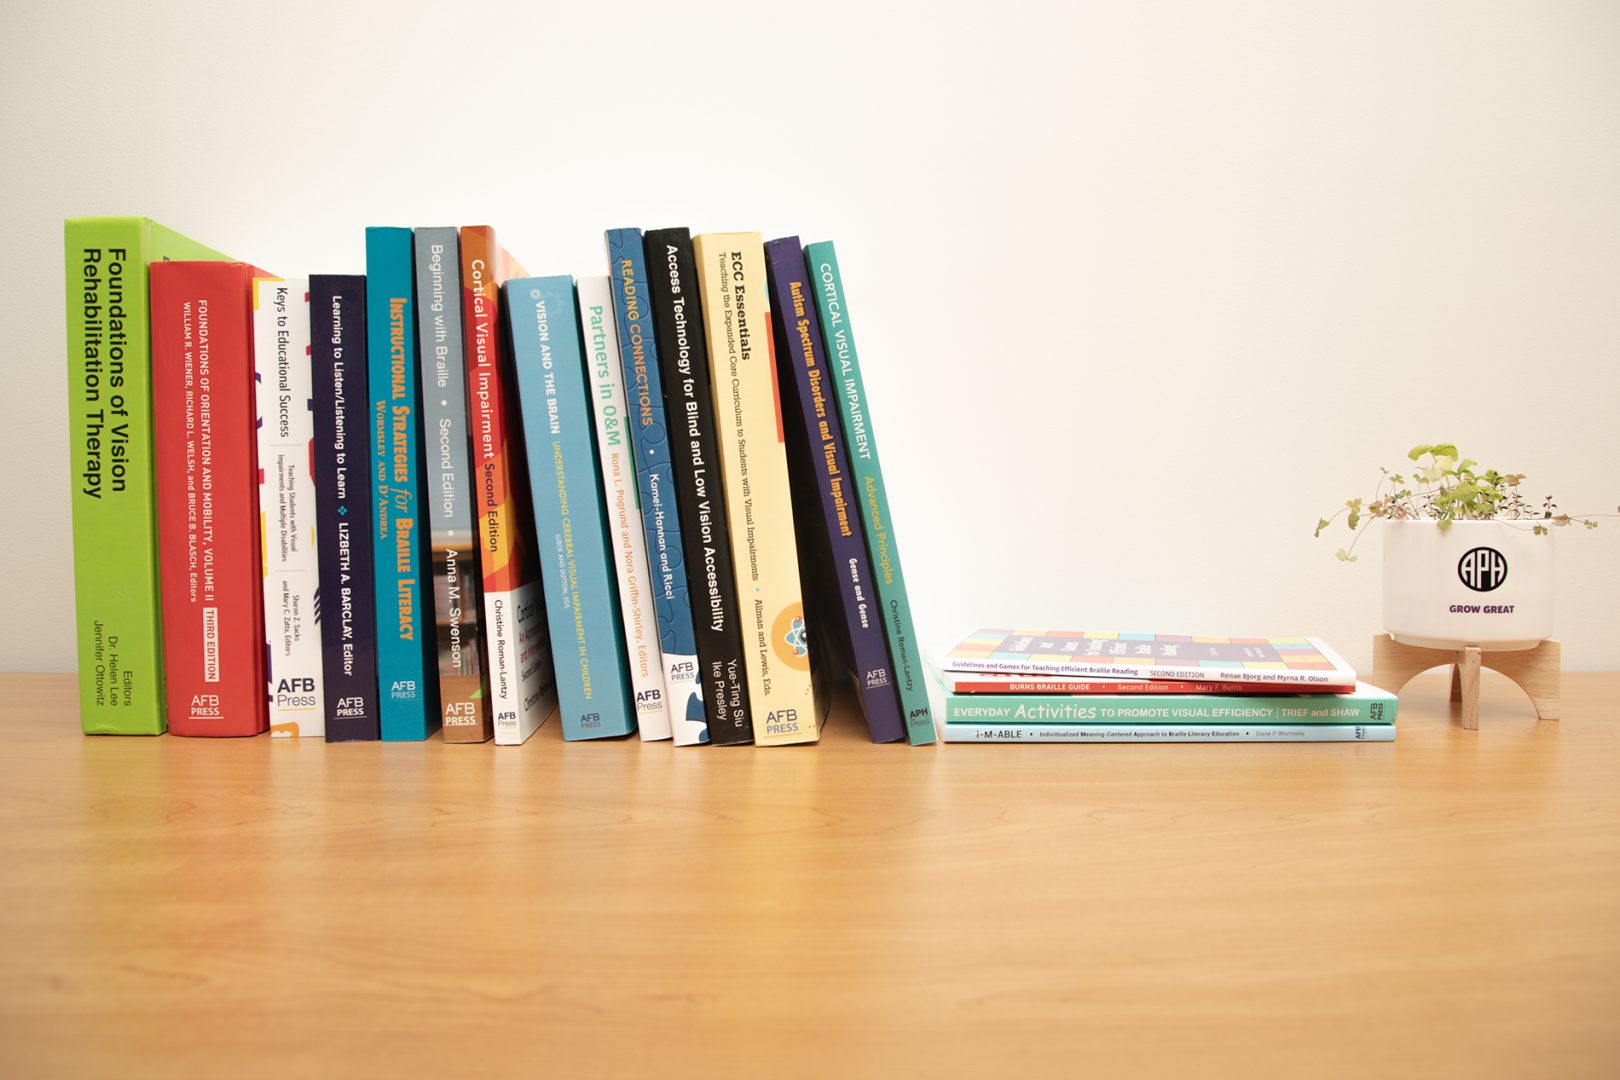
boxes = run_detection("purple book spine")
[764,236,905,743]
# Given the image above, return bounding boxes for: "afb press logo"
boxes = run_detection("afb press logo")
[1458,546,1508,593]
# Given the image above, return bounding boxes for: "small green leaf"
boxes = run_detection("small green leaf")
[1408,444,1432,461]
[1335,549,1358,562]
[1315,518,1330,538]
[1432,443,1459,460]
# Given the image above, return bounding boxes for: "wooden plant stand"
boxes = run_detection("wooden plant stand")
[1369,634,1561,730]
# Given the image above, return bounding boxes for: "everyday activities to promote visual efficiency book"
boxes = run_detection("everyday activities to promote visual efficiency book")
[64,218,229,735]
[607,228,706,746]
[942,723,1395,743]
[508,275,637,741]
[940,683,1399,726]
[580,274,668,741]
[804,241,934,745]
[253,276,324,737]
[414,227,489,736]
[461,226,557,746]
[310,275,381,742]
[692,233,825,746]
[151,261,268,737]
[941,630,1359,686]
[643,227,752,746]
[767,236,903,743]
[366,227,438,741]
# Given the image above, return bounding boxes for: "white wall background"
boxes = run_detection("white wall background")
[3,0,1616,674]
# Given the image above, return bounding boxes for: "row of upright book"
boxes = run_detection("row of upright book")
[64,218,934,746]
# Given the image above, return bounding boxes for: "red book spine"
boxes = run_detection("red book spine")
[151,262,268,736]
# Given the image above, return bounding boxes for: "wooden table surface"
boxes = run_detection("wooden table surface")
[1,671,1616,1079]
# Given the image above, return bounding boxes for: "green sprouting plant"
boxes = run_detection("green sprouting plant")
[1315,443,1608,562]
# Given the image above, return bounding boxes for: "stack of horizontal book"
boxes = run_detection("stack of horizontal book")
[932,630,1397,743]
[63,219,935,748]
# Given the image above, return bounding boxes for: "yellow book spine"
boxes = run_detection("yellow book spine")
[692,233,824,745]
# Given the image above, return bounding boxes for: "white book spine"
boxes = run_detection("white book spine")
[253,277,324,737]
[942,723,1395,743]
[489,578,553,745]
[579,276,670,741]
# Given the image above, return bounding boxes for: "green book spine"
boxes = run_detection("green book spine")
[943,687,1400,726]
[64,217,228,734]
[802,241,934,745]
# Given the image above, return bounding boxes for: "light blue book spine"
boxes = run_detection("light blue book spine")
[606,228,707,745]
[802,241,934,745]
[508,277,638,741]
[365,227,437,741]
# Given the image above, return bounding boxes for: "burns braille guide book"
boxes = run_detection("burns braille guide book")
[643,228,752,746]
[310,275,381,741]
[941,631,1359,687]
[508,276,637,741]
[766,236,903,743]
[607,228,707,746]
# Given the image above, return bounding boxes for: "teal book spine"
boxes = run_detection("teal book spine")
[943,723,1395,743]
[802,242,934,745]
[606,228,707,745]
[508,277,637,740]
[365,227,438,741]
[943,686,1400,726]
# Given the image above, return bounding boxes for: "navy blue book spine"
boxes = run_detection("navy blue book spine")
[764,237,904,743]
[310,275,381,741]
[642,228,753,746]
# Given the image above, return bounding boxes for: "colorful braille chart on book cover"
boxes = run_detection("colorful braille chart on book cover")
[941,631,1356,685]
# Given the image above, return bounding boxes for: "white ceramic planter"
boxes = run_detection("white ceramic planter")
[1382,519,1554,651]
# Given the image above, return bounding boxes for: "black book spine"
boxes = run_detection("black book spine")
[643,228,754,745]
[310,275,382,741]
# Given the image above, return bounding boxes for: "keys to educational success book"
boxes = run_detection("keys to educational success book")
[579,275,670,741]
[413,227,490,735]
[365,228,439,741]
[803,241,935,745]
[252,277,324,737]
[64,217,229,735]
[606,228,707,746]
[460,226,557,746]
[766,236,904,743]
[642,228,753,746]
[692,233,826,746]
[310,275,381,742]
[508,276,637,741]
[151,261,269,737]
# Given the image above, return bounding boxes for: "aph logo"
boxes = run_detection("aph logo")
[1458,546,1507,592]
